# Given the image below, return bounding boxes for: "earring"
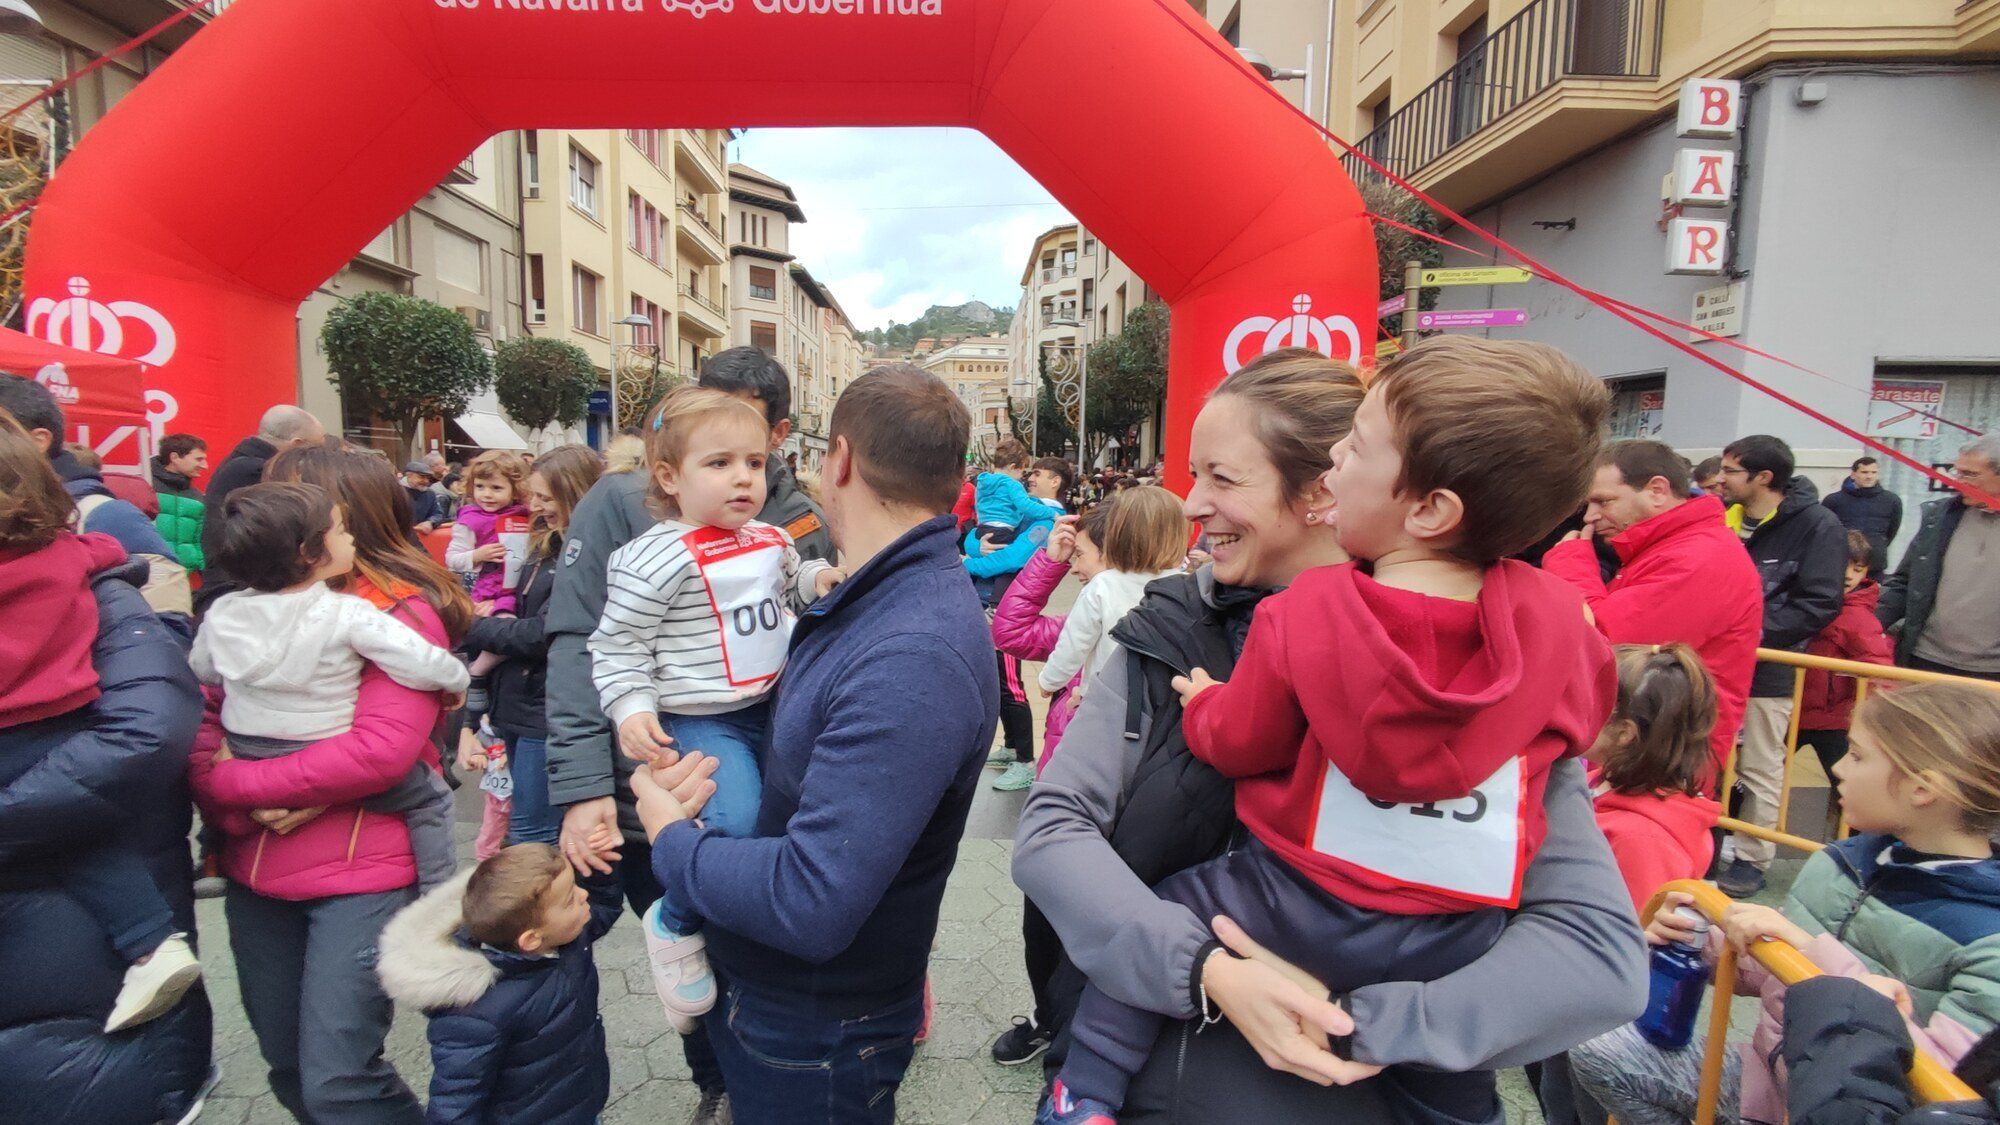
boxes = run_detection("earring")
[1305,509,1321,525]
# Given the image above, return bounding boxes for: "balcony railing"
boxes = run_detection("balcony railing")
[684,284,725,321]
[1344,0,1663,183]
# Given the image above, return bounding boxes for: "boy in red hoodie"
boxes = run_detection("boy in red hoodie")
[0,413,202,1032]
[1798,529,1894,791]
[1038,338,1619,1125]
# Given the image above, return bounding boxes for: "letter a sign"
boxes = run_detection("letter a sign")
[1676,78,1741,139]
[1671,149,1735,206]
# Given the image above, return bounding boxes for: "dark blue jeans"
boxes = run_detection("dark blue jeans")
[69,847,177,962]
[707,981,923,1124]
[503,735,560,846]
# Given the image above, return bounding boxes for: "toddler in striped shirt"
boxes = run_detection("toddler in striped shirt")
[590,386,841,1033]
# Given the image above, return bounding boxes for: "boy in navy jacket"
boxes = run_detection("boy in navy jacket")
[378,844,623,1125]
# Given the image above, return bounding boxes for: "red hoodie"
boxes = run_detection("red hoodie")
[1593,785,1720,913]
[1542,494,1763,789]
[1799,580,1893,731]
[0,531,127,728]
[1182,560,1616,914]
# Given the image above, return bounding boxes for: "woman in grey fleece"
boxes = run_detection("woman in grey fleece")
[1012,351,1649,1123]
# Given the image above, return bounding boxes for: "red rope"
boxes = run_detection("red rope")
[1159,0,1990,504]
[1366,212,1985,439]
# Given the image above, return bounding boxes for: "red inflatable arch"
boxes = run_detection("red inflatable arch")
[21,0,1374,488]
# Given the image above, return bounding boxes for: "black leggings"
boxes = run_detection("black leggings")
[997,650,1034,762]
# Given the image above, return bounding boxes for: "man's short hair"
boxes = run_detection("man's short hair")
[1960,433,2000,470]
[1724,434,1794,490]
[1600,439,1692,499]
[213,481,336,592]
[1851,456,1878,472]
[464,844,567,952]
[828,365,970,515]
[1373,337,1610,564]
[1693,455,1723,482]
[699,346,792,429]
[256,405,321,445]
[157,433,207,463]
[0,374,63,448]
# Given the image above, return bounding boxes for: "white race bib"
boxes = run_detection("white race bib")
[1307,754,1528,907]
[684,525,793,688]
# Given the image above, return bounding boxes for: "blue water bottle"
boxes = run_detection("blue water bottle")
[1635,907,1712,1049]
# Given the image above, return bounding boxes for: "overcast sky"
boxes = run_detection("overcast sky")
[731,127,1071,332]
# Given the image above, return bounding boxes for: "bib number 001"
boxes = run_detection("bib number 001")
[732,597,783,638]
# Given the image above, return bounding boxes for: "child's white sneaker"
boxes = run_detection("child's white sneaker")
[643,902,716,1034]
[106,934,202,1033]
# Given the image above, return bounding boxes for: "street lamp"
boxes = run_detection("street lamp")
[1048,317,1088,481]
[1237,48,1308,82]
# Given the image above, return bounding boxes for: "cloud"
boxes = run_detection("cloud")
[732,127,1071,331]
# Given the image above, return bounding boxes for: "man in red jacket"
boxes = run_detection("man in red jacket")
[1543,439,1763,789]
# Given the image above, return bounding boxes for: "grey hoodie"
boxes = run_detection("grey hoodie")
[1014,649,1649,1073]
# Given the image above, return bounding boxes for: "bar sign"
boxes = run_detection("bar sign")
[1415,309,1529,329]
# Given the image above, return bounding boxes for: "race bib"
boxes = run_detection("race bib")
[479,759,514,801]
[684,525,792,688]
[497,512,531,587]
[1307,755,1528,907]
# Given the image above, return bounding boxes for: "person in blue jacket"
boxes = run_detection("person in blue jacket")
[0,545,212,1124]
[377,844,624,1125]
[966,437,1057,791]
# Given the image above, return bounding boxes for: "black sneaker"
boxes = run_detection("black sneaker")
[1715,857,1766,899]
[992,1016,1053,1066]
[688,1088,731,1125]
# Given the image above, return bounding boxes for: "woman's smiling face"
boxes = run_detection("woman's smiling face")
[1182,394,1341,589]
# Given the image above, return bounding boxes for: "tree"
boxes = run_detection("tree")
[1083,300,1170,465]
[1034,349,1075,457]
[493,336,598,434]
[322,292,491,452]
[1360,178,1447,343]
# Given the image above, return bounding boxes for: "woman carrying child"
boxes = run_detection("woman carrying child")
[189,441,471,1125]
[1571,681,2000,1125]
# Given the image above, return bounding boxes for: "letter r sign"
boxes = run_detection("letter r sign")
[1666,218,1729,275]
[1677,78,1741,138]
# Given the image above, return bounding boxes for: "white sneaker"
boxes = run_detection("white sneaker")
[643,902,716,1034]
[106,934,202,1033]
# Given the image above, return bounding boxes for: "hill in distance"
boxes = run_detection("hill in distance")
[864,301,1014,350]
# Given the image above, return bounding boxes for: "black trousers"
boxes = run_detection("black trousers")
[997,650,1034,762]
[1906,654,2000,684]
[1024,899,1062,1029]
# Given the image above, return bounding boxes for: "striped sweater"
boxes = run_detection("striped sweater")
[590,519,829,723]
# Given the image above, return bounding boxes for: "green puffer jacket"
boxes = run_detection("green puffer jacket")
[151,466,205,571]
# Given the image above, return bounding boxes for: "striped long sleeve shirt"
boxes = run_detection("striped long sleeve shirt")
[590,519,830,725]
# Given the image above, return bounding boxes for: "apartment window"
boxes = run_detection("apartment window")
[526,255,546,323]
[750,320,778,354]
[1082,278,1095,316]
[627,193,667,266]
[522,131,541,198]
[626,128,666,168]
[739,212,749,243]
[571,264,602,335]
[749,266,777,302]
[1448,13,1491,143]
[760,215,770,245]
[1082,236,1097,256]
[630,294,668,348]
[568,146,599,217]
[1060,248,1077,276]
[435,223,485,295]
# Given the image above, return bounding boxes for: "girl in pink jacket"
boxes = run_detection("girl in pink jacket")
[991,506,1111,772]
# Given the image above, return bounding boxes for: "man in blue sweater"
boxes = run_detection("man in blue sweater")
[632,364,999,1124]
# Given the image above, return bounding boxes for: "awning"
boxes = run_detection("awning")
[454,410,529,452]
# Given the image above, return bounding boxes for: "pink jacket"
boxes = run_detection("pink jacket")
[992,550,1079,767]
[188,593,449,901]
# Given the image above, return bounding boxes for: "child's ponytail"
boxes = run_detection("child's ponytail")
[1602,643,1718,798]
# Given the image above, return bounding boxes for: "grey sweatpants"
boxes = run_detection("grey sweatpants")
[225,884,423,1124]
[1568,1023,1744,1125]
[231,732,457,891]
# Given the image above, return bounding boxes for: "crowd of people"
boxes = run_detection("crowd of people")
[2,334,1999,1125]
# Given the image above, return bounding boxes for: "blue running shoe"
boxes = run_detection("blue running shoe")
[1034,1080,1117,1125]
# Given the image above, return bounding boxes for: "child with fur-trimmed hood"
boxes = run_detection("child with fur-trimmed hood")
[377,844,622,1124]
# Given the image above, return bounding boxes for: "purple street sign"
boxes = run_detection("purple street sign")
[1415,308,1528,329]
[1377,294,1407,318]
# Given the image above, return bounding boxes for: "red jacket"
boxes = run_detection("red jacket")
[1800,581,1893,731]
[1542,494,1763,787]
[0,532,126,728]
[1593,784,1720,913]
[187,582,449,901]
[1181,561,1616,913]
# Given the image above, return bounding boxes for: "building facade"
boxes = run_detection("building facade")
[727,162,863,471]
[1207,0,2000,563]
[921,335,1014,457]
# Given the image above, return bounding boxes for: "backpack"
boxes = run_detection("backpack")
[75,494,194,616]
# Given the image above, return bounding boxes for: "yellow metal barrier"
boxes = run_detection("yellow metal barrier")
[1640,880,1977,1121]
[1717,649,2000,843]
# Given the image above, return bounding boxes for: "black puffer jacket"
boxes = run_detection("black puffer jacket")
[0,563,210,1125]
[1782,974,2000,1125]
[462,541,559,741]
[1743,475,1850,697]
